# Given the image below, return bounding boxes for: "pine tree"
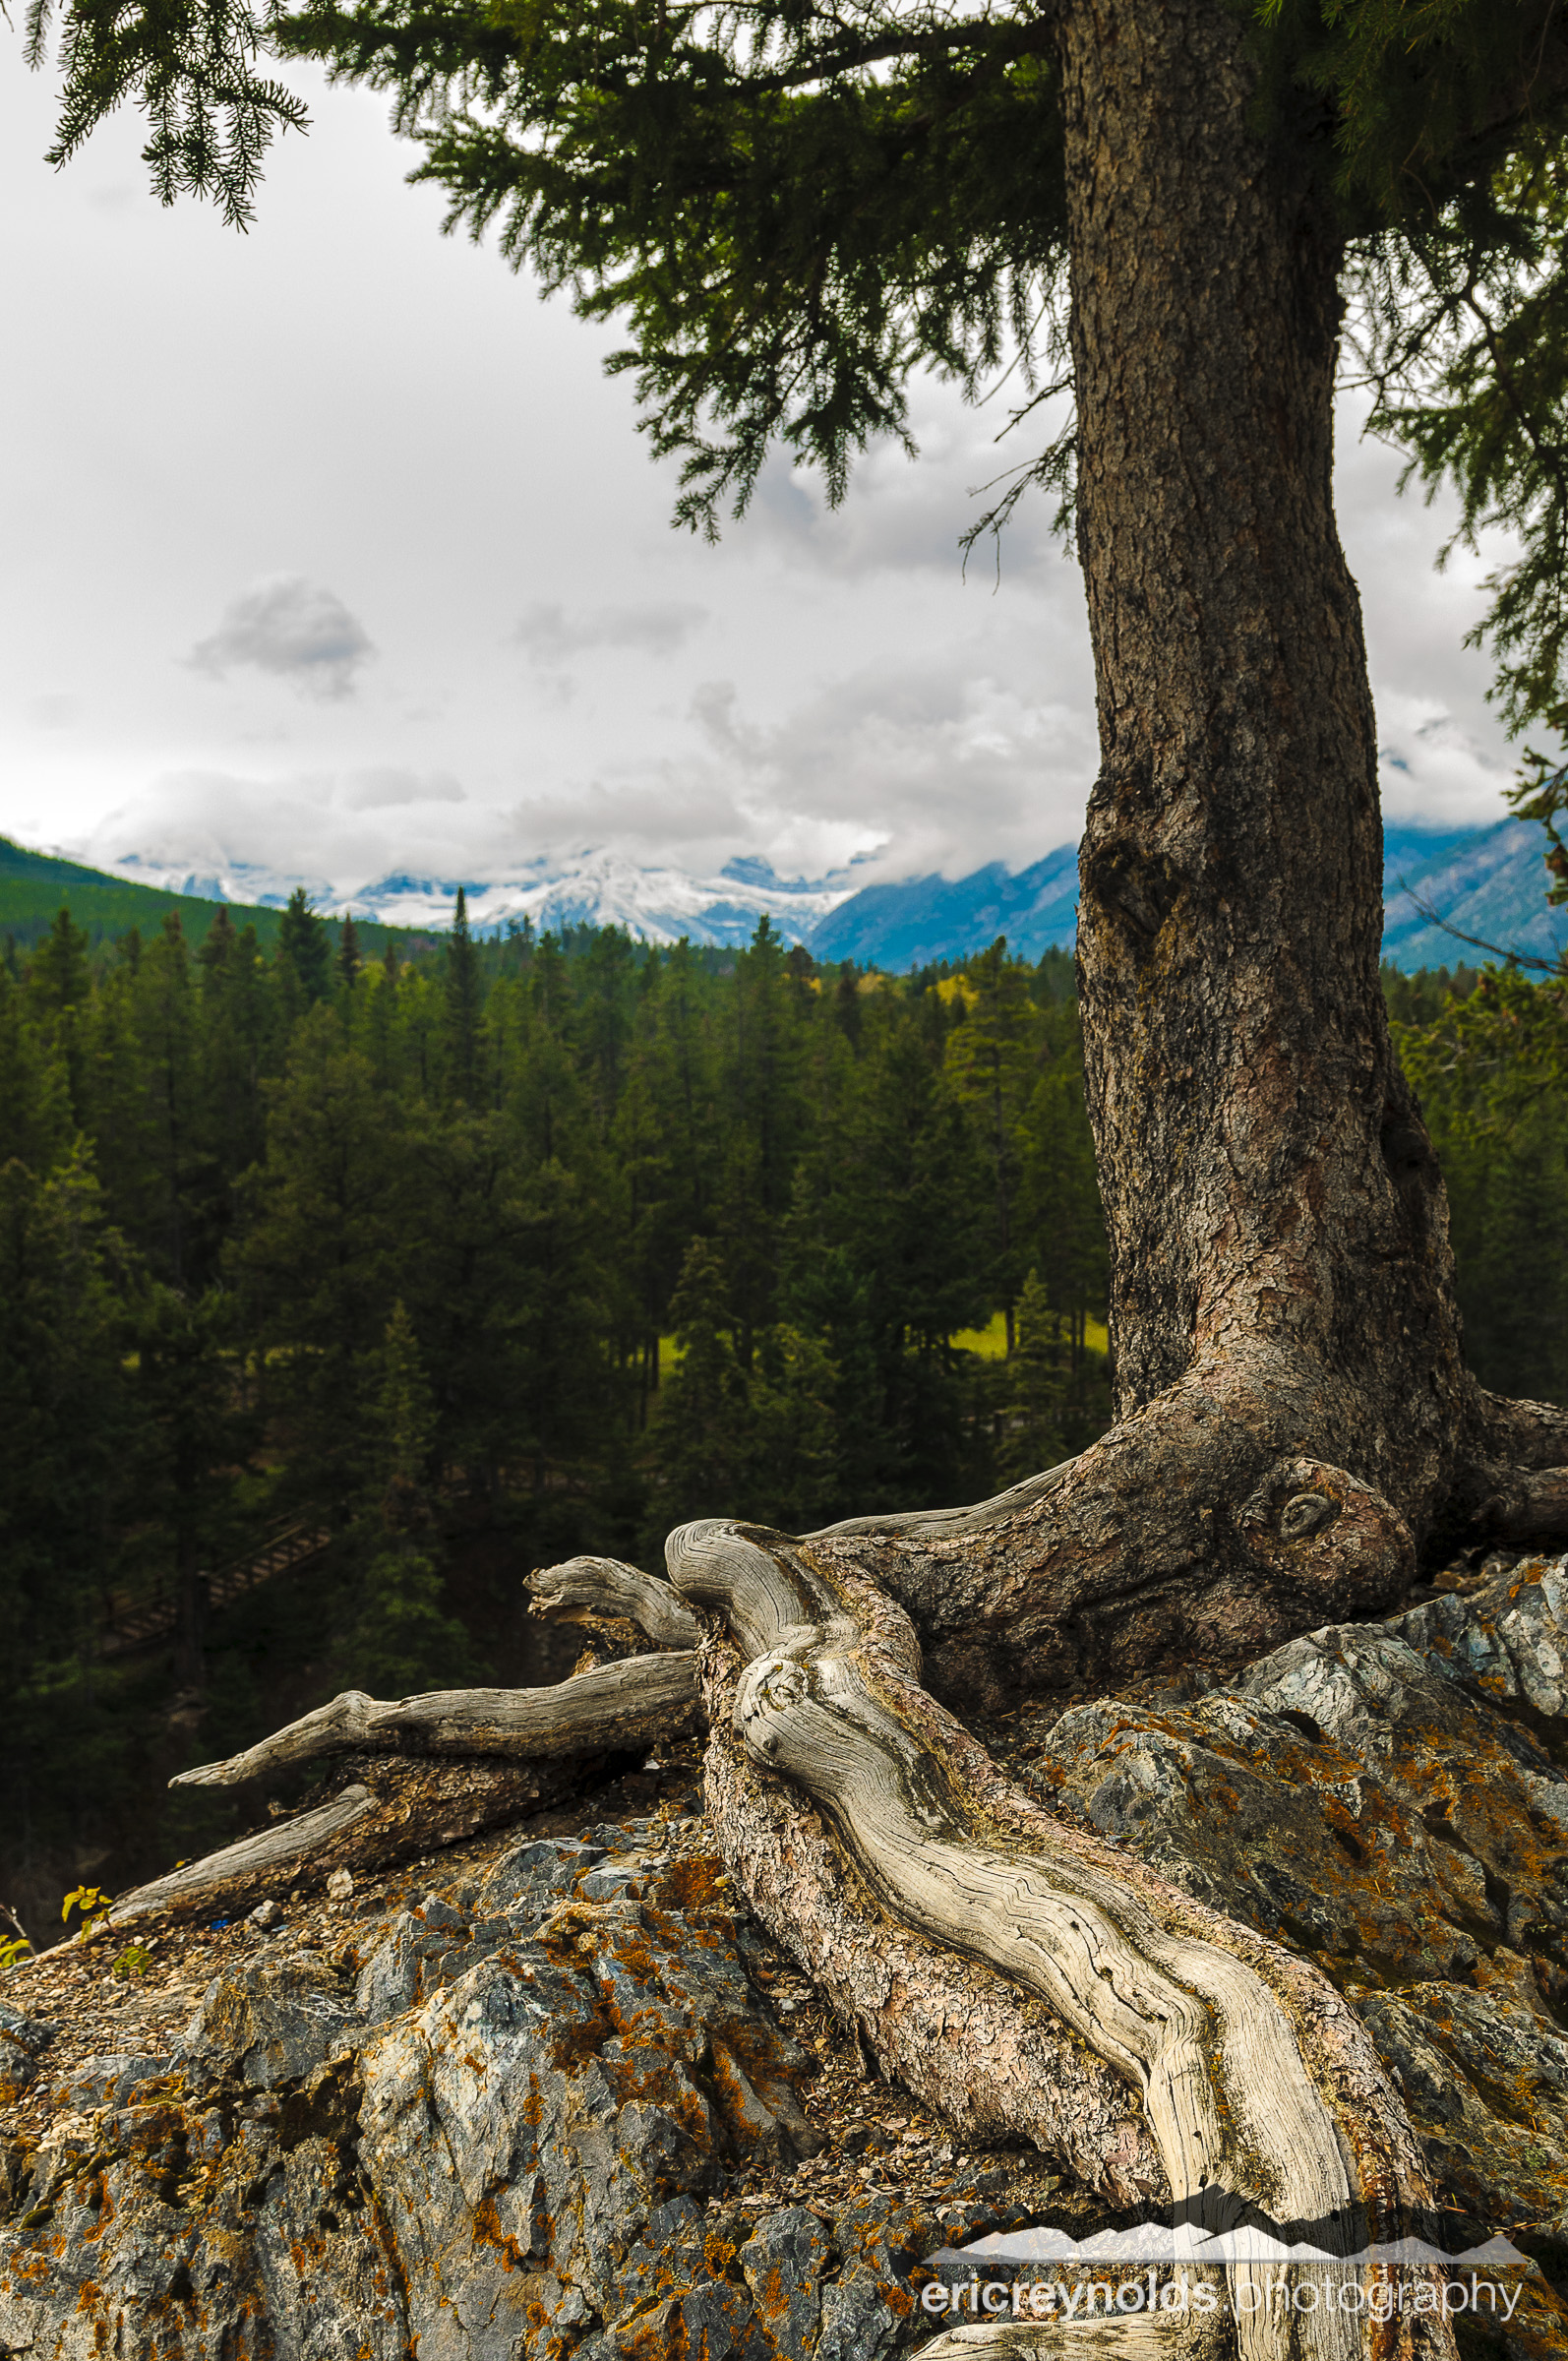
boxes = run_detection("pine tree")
[1000,1268,1066,1482]
[443,887,483,1102]
[275,886,332,1008]
[0,963,73,1178]
[30,0,1568,1648]
[944,939,1039,1351]
[336,915,363,992]
[642,1237,752,1534]
[27,906,91,1016]
[350,1302,472,1695]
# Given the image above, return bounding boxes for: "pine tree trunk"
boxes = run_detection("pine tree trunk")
[788,0,1568,1711]
[1062,0,1464,1502]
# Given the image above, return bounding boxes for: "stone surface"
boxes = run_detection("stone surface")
[1025,1551,1568,2286]
[0,2007,55,2104]
[11,1563,1568,2353]
[0,1820,1012,2357]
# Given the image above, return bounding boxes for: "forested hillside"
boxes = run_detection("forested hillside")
[0,833,420,959]
[0,895,1110,1924]
[1,893,1562,1929]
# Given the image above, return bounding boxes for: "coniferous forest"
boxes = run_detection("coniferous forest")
[1,890,1563,1927]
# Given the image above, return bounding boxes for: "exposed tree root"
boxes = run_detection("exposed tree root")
[918,2322,1224,2359]
[112,1498,1517,2355]
[808,1378,1421,1710]
[668,1515,1455,2361]
[699,1631,1170,2204]
[117,1636,700,1926]
[112,1754,586,1925]
[525,1554,703,1648]
[169,1651,698,1789]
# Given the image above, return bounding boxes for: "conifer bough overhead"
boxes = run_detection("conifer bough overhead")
[25,0,1568,2351]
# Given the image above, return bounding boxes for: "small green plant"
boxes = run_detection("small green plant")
[60,1884,114,1937]
[0,1904,32,1972]
[110,1942,153,1982]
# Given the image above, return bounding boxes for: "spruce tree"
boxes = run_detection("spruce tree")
[335,914,363,993]
[351,1302,472,1695]
[30,0,1568,1612]
[275,886,332,1008]
[443,887,483,1101]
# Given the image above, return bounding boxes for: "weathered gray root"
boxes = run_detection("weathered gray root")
[170,1652,698,1788]
[111,1753,585,1925]
[919,2324,1220,2360]
[669,1514,1454,2361]
[101,1587,704,1933]
[525,1554,702,1649]
[699,1631,1169,2203]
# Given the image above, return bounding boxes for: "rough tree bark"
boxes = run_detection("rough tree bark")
[788,0,1568,1720]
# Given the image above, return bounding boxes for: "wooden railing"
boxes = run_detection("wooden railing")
[99,1522,332,1657]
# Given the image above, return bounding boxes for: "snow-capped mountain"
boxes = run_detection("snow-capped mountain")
[93,846,862,950]
[343,850,859,947]
[80,818,1562,971]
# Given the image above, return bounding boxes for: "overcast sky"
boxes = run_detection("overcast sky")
[1,45,1526,897]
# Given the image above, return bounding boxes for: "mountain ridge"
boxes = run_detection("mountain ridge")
[15,817,1562,972]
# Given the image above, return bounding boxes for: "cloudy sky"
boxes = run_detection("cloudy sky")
[1,45,1525,898]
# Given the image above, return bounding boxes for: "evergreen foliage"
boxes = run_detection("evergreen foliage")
[351,1302,474,1695]
[0,902,1117,1919]
[0,896,1559,1917]
[1394,963,1568,1405]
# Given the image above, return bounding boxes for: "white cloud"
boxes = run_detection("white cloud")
[664,645,1097,879]
[187,575,376,700]
[746,375,1071,585]
[80,769,506,899]
[335,767,466,810]
[1375,702,1516,829]
[513,601,709,663]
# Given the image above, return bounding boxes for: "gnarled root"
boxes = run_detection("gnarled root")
[1452,1389,1568,1544]
[112,1753,585,1925]
[169,1652,698,1789]
[699,1631,1168,2203]
[806,1376,1419,1710]
[123,1604,701,1924]
[525,1554,702,1649]
[918,2323,1227,2358]
[670,1514,1453,2361]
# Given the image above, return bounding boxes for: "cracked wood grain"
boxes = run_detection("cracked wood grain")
[670,1514,1455,2361]
[169,1653,698,1788]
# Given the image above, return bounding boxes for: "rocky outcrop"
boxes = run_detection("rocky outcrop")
[7,1560,1568,2356]
[0,1818,1044,2359]
[1013,1552,1568,2279]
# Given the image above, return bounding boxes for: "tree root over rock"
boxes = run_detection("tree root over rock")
[666,1516,1453,2361]
[110,1531,1468,2358]
[106,1647,700,1928]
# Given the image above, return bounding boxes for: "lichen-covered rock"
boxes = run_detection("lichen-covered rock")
[0,1822,865,2358]
[181,1954,364,2089]
[1031,1551,1568,2280]
[0,2006,56,2104]
[739,2205,831,2356]
[12,1563,1568,2355]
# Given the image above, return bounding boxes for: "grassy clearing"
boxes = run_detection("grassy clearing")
[656,1308,1110,1376]
[949,1308,1110,1360]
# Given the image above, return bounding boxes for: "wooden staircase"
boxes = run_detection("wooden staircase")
[99,1522,332,1657]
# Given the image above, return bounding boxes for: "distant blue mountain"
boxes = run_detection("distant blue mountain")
[1381,818,1565,970]
[810,819,1564,973]
[809,844,1081,968]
